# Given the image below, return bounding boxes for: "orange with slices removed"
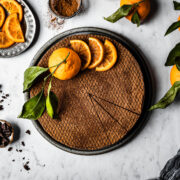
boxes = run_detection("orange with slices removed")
[0,0,23,21]
[96,40,117,72]
[88,37,104,69]
[0,5,5,28]
[4,13,24,43]
[70,39,91,71]
[0,31,14,48]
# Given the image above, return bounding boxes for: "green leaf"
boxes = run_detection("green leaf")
[175,58,180,71]
[173,1,180,10]
[149,81,180,111]
[18,89,46,120]
[23,66,48,92]
[46,80,58,119]
[104,5,133,23]
[165,20,180,36]
[131,11,140,27]
[165,43,180,66]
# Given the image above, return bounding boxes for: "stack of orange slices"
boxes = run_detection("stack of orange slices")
[0,0,25,49]
[70,37,118,72]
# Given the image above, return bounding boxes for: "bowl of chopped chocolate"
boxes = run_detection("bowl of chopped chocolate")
[0,120,14,148]
[49,0,82,19]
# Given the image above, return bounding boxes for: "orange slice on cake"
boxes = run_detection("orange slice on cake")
[96,40,117,71]
[4,13,25,43]
[88,37,104,69]
[0,0,23,21]
[70,39,91,71]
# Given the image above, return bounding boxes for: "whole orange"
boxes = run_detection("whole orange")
[48,48,81,80]
[120,0,150,21]
[170,65,180,85]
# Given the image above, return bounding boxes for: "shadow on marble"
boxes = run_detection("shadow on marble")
[144,0,160,24]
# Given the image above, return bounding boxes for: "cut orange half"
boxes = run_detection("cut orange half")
[0,5,5,28]
[70,40,91,71]
[0,32,14,48]
[88,37,104,69]
[96,40,117,72]
[0,0,23,21]
[4,13,25,43]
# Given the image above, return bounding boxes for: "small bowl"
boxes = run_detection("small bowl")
[0,120,14,148]
[49,0,82,19]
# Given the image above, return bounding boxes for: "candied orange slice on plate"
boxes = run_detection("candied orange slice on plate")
[0,32,14,48]
[70,39,91,70]
[4,13,25,43]
[0,5,5,28]
[96,40,117,71]
[88,37,104,69]
[0,0,23,21]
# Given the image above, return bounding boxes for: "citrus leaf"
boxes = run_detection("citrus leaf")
[165,43,180,66]
[131,11,140,27]
[175,58,180,71]
[46,80,58,119]
[104,5,133,23]
[18,89,46,120]
[165,20,180,36]
[149,81,180,111]
[23,66,48,92]
[173,1,180,10]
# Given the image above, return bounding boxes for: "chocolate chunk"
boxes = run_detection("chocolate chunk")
[0,105,3,111]
[5,94,9,97]
[0,100,4,103]
[2,96,6,99]
[19,150,22,152]
[24,162,30,171]
[12,159,15,162]
[8,147,13,151]
[21,141,25,146]
[25,130,31,135]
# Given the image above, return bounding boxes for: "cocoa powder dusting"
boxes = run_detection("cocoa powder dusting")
[58,0,79,17]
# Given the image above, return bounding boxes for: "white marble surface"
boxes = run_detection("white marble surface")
[0,0,180,179]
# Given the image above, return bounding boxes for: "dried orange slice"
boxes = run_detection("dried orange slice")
[0,0,23,21]
[0,32,14,48]
[70,40,91,71]
[88,37,104,69]
[0,6,5,28]
[96,40,117,72]
[4,13,25,43]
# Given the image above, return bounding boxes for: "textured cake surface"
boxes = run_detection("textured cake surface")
[30,34,145,151]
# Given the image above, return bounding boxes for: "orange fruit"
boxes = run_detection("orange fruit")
[4,13,25,43]
[70,40,91,71]
[88,37,104,69]
[0,32,14,48]
[0,5,5,28]
[170,65,180,85]
[48,48,81,80]
[0,0,23,21]
[178,16,180,31]
[120,0,150,21]
[96,40,117,72]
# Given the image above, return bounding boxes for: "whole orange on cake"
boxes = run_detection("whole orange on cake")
[48,48,81,80]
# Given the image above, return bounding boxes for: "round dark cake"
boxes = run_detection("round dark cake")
[30,34,145,151]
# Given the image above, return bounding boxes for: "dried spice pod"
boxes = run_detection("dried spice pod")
[0,120,14,148]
